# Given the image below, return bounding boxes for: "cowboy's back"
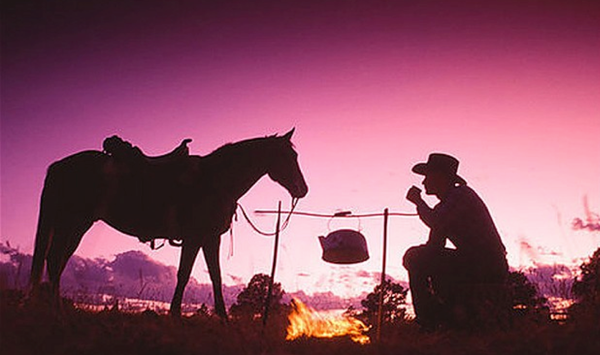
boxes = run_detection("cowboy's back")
[418,185,506,267]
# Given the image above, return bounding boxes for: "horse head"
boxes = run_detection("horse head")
[267,128,308,199]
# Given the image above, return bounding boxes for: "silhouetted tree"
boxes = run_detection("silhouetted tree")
[346,279,407,327]
[0,241,32,289]
[570,247,600,323]
[229,273,285,319]
[572,247,600,303]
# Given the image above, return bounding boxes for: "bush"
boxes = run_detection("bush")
[345,279,407,327]
[229,273,286,320]
[507,270,549,319]
[570,247,600,324]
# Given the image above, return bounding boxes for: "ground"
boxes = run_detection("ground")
[1,289,598,355]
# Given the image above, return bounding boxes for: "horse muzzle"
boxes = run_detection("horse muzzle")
[291,182,308,199]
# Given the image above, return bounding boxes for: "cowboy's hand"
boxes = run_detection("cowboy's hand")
[406,186,423,204]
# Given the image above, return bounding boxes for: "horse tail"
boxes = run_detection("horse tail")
[29,163,60,289]
[29,151,107,293]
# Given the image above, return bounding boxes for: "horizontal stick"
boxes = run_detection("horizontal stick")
[254,210,417,218]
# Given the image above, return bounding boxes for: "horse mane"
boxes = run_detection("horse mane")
[213,135,279,152]
[203,135,288,164]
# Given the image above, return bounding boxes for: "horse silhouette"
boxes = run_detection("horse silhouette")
[29,129,308,318]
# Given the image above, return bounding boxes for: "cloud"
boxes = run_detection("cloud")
[0,241,405,310]
[516,263,579,311]
[0,242,243,307]
[227,273,245,285]
[354,270,377,279]
[572,195,600,232]
[572,218,600,232]
[517,237,564,266]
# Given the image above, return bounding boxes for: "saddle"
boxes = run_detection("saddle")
[101,135,195,246]
[103,135,192,167]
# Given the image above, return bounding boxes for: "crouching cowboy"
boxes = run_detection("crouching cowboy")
[403,153,509,330]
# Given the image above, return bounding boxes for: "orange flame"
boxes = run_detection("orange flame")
[286,298,370,345]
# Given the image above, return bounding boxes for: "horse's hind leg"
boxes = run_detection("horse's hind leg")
[46,219,93,308]
[203,235,226,319]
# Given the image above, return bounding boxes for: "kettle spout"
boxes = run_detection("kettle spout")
[318,236,327,248]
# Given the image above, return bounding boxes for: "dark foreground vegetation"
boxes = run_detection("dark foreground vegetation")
[1,289,598,355]
[3,247,599,354]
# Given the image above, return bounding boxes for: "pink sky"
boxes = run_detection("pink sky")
[2,0,599,297]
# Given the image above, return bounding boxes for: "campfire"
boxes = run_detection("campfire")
[286,298,370,345]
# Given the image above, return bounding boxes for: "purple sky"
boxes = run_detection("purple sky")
[2,0,599,297]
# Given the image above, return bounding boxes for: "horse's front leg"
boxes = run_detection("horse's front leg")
[203,235,227,319]
[170,240,202,317]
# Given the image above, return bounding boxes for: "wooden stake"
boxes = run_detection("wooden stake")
[377,208,389,342]
[263,201,282,327]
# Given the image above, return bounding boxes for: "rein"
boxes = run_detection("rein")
[146,199,298,251]
[144,199,298,252]
[237,198,299,237]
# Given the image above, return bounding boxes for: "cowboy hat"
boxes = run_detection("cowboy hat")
[412,153,467,185]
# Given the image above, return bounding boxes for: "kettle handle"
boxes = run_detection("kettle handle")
[327,211,362,232]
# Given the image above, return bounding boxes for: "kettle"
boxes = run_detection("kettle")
[318,229,369,264]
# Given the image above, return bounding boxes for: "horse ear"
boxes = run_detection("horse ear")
[282,128,295,140]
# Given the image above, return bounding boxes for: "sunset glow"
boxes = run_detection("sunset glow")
[2,0,599,305]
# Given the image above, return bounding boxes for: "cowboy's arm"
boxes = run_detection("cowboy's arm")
[417,204,446,249]
[408,186,465,230]
[420,205,454,250]
[406,186,436,227]
[407,186,465,249]
[426,229,445,249]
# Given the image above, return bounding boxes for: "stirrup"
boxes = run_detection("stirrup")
[169,239,183,247]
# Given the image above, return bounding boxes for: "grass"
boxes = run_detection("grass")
[1,289,598,355]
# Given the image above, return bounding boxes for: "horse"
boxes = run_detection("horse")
[29,129,308,318]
